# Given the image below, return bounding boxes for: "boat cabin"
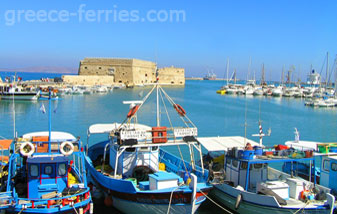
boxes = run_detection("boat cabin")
[109,143,160,178]
[225,156,268,189]
[320,156,337,192]
[27,156,69,198]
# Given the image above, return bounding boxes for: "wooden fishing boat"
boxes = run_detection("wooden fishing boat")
[3,92,93,214]
[199,137,336,214]
[85,83,212,214]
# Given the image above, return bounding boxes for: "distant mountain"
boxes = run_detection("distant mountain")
[0,66,78,74]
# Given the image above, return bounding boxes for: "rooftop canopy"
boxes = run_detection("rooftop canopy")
[22,131,76,141]
[197,136,259,152]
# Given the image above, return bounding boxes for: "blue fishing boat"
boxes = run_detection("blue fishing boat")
[285,136,337,195]
[198,136,336,214]
[4,90,93,213]
[84,84,212,214]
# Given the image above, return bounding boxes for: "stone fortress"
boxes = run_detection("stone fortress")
[62,58,185,86]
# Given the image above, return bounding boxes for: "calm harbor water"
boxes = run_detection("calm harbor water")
[0,77,336,213]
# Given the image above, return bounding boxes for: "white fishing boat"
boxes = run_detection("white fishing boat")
[0,85,40,100]
[84,83,212,214]
[199,137,336,214]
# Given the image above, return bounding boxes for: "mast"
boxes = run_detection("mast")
[48,90,52,153]
[335,55,337,97]
[12,75,16,139]
[156,64,160,127]
[156,83,160,127]
[326,52,329,88]
[247,57,252,82]
[226,58,229,85]
[281,65,285,86]
[261,63,265,85]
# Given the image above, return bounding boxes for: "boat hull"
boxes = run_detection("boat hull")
[6,200,92,214]
[210,184,331,214]
[89,169,209,214]
[1,93,38,100]
[110,194,202,214]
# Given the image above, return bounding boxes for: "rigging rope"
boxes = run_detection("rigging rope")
[166,183,184,214]
[198,188,234,214]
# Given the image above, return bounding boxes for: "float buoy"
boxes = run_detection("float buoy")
[20,142,35,157]
[60,141,74,156]
[104,196,113,207]
[173,104,186,116]
[127,105,140,118]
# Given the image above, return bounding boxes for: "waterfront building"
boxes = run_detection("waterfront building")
[157,66,185,85]
[74,58,184,86]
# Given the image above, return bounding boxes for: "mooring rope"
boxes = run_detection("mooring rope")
[199,188,234,214]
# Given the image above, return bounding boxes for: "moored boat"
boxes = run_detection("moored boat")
[84,84,212,214]
[199,136,336,214]
[4,91,93,213]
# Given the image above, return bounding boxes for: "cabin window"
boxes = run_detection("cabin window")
[323,160,330,172]
[152,146,158,151]
[331,163,337,171]
[58,164,67,176]
[45,166,53,175]
[139,147,150,152]
[240,162,248,170]
[126,147,136,152]
[30,164,39,177]
[254,164,263,169]
[232,160,238,168]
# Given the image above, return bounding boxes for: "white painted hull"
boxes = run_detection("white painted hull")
[210,184,332,214]
[111,195,201,214]
[1,94,38,100]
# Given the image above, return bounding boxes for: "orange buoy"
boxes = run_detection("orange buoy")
[104,196,113,207]
[173,104,186,117]
[127,105,140,118]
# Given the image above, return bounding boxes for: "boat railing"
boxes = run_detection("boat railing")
[15,187,91,209]
[0,191,14,208]
[14,139,81,155]
[160,150,209,181]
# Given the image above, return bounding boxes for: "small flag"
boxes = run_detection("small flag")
[40,104,46,114]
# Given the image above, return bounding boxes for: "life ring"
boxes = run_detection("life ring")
[173,104,186,116]
[60,141,74,156]
[20,142,35,157]
[127,105,140,118]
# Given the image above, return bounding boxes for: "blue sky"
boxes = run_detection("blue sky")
[0,0,337,80]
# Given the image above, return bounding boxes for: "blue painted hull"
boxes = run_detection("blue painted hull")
[85,141,212,214]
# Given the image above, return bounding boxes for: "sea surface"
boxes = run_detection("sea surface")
[0,74,336,213]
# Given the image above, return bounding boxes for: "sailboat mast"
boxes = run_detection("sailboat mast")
[326,52,329,88]
[156,84,160,127]
[281,65,285,85]
[226,58,229,85]
[261,63,265,85]
[335,55,337,96]
[247,57,252,81]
